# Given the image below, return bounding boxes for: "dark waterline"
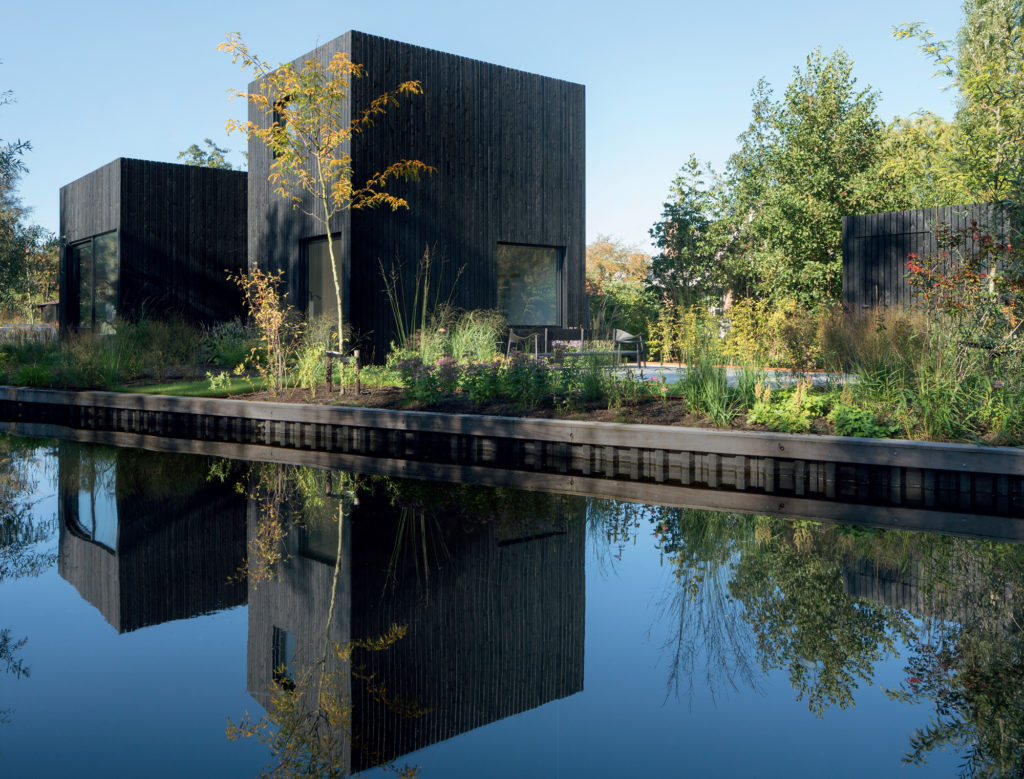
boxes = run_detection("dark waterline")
[4,434,1018,776]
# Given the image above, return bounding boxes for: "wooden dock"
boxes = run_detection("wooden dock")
[2,386,1023,534]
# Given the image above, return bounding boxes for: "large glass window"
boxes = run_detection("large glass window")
[73,231,118,334]
[497,244,561,326]
[65,451,118,552]
[306,236,340,320]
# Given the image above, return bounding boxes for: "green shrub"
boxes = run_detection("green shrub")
[679,356,737,426]
[747,378,824,433]
[827,403,899,438]
[502,355,553,408]
[13,363,52,387]
[448,309,505,363]
[395,357,443,405]
[358,364,401,391]
[459,360,504,404]
[205,319,256,369]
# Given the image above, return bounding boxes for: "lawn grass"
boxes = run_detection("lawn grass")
[115,376,269,397]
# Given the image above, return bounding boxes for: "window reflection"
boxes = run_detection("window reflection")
[306,236,339,319]
[497,244,561,325]
[74,487,119,551]
[72,231,118,334]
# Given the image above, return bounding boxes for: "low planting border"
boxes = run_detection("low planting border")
[1,386,1022,520]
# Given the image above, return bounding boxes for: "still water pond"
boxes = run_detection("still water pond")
[1,435,1020,776]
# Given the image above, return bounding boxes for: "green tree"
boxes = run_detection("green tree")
[896,0,1024,202]
[177,138,235,170]
[726,49,884,307]
[220,33,433,355]
[0,84,58,319]
[648,155,731,306]
[856,112,971,209]
[585,235,654,335]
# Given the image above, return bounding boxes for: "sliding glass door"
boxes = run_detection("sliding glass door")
[72,231,118,333]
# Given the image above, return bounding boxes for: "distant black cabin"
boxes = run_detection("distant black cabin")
[59,158,247,331]
[841,202,1017,310]
[248,31,586,361]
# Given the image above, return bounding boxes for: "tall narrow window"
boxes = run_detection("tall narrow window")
[272,626,298,689]
[497,244,561,326]
[92,232,118,334]
[72,240,94,332]
[72,231,118,333]
[272,96,290,159]
[306,236,340,320]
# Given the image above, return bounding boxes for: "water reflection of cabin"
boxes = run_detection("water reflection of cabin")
[248,31,587,361]
[843,552,1017,629]
[56,444,248,633]
[58,158,247,332]
[247,487,585,772]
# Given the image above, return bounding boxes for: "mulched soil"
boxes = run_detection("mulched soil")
[227,383,836,435]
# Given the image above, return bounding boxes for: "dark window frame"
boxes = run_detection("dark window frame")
[302,233,344,318]
[496,242,564,327]
[69,230,119,333]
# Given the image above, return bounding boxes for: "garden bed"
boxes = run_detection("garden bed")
[224,383,840,438]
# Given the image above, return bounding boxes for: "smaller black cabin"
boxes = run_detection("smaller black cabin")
[59,158,247,331]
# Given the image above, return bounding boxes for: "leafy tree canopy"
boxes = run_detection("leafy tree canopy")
[896,0,1024,203]
[651,49,887,309]
[177,138,236,170]
[585,235,654,335]
[0,81,58,319]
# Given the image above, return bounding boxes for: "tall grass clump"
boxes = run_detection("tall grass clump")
[679,354,736,426]
[820,307,1021,442]
[380,247,464,360]
[447,309,505,362]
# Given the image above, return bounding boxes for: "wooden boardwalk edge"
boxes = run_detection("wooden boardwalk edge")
[1,385,1021,475]
[5,419,1022,543]
[1,386,1022,518]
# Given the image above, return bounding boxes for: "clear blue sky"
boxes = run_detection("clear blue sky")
[4,0,962,252]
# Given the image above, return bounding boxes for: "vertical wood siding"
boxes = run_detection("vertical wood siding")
[59,159,247,328]
[841,203,1010,310]
[57,446,249,633]
[248,32,585,361]
[59,160,121,328]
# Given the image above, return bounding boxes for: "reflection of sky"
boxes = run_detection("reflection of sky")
[387,524,960,778]
[0,439,965,777]
[77,488,118,550]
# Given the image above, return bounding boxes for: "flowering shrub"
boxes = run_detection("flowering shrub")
[394,357,442,404]
[459,360,504,403]
[905,219,1024,357]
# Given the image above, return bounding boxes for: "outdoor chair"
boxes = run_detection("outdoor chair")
[506,329,539,359]
[612,329,644,369]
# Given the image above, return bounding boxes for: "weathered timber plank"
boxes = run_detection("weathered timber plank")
[8,420,1024,542]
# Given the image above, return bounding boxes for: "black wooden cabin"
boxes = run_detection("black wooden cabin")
[57,444,248,633]
[842,202,1018,310]
[59,158,247,331]
[248,32,586,362]
[246,487,585,772]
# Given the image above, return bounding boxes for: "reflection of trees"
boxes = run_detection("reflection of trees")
[654,508,762,702]
[643,502,1024,774]
[730,519,912,717]
[0,436,55,725]
[229,464,422,777]
[627,506,914,714]
[881,539,1024,776]
[1,437,55,580]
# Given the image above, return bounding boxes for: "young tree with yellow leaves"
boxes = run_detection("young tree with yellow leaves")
[219,33,434,354]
